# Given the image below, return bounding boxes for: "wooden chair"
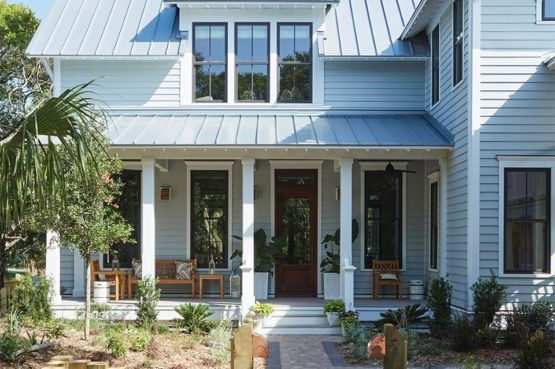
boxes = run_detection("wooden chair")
[372,259,403,299]
[90,260,125,301]
[127,259,197,299]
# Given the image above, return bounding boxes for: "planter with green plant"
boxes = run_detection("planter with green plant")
[248,302,275,331]
[323,299,345,326]
[320,220,359,300]
[339,310,359,339]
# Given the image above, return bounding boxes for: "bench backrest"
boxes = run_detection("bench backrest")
[131,259,197,279]
[372,259,400,274]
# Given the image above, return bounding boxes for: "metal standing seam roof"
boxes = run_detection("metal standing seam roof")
[26,0,182,57]
[322,0,429,58]
[106,113,453,147]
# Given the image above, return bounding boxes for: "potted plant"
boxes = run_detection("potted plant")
[249,302,275,331]
[320,220,359,300]
[323,299,345,326]
[339,310,360,340]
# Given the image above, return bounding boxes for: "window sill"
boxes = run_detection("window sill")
[452,78,465,92]
[536,19,555,24]
[428,268,439,273]
[500,272,554,279]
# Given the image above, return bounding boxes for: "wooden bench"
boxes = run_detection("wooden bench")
[372,259,403,299]
[127,259,197,299]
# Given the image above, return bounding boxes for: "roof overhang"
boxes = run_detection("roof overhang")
[164,0,336,9]
[545,55,555,70]
[401,0,451,39]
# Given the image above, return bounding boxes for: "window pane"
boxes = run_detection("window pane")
[454,43,463,85]
[544,0,555,19]
[210,64,226,101]
[279,197,312,264]
[506,170,527,219]
[191,171,229,268]
[253,25,268,62]
[295,25,311,61]
[210,26,226,62]
[430,182,439,269]
[194,25,210,62]
[278,64,310,102]
[453,0,463,37]
[236,25,253,62]
[195,65,210,100]
[237,64,268,101]
[527,170,548,219]
[195,65,226,101]
[279,25,295,61]
[432,25,440,105]
[505,222,548,273]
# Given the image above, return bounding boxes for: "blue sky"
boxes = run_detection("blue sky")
[7,0,52,19]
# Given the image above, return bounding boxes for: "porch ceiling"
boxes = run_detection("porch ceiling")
[106,112,453,149]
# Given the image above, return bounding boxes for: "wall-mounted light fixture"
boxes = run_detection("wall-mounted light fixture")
[160,186,172,200]
[254,185,259,200]
[335,186,340,201]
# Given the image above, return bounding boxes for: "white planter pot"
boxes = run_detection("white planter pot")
[326,312,340,326]
[93,281,110,304]
[254,272,269,300]
[323,273,340,300]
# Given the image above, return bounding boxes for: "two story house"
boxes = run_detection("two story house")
[27,0,554,324]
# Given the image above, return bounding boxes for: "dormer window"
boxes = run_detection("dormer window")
[278,23,312,103]
[193,23,227,102]
[544,0,555,20]
[236,23,270,102]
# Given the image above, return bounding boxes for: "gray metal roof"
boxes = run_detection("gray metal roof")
[322,0,429,58]
[106,113,452,147]
[27,0,182,57]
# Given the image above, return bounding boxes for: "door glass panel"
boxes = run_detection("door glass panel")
[279,197,312,265]
[275,170,317,186]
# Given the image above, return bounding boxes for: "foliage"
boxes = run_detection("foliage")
[427,277,452,338]
[345,325,376,360]
[136,277,161,331]
[458,356,482,369]
[339,310,359,326]
[174,303,213,334]
[323,299,345,314]
[320,220,360,273]
[129,328,151,352]
[10,274,52,323]
[515,330,553,369]
[206,321,234,363]
[106,329,127,359]
[250,302,274,317]
[90,302,113,321]
[0,311,30,363]
[379,304,428,329]
[231,228,287,274]
[505,301,554,348]
[449,313,476,352]
[475,327,497,348]
[471,271,506,329]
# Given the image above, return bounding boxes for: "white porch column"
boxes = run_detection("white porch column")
[339,159,355,310]
[141,158,156,279]
[46,230,61,304]
[240,158,256,316]
[72,251,85,297]
[439,159,449,278]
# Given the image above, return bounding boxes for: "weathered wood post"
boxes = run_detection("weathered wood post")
[383,323,407,369]
[231,323,254,369]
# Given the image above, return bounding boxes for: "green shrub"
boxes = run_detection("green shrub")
[379,304,428,329]
[250,302,274,317]
[106,329,127,358]
[475,327,497,348]
[0,312,31,363]
[471,271,506,329]
[129,328,151,352]
[449,313,476,352]
[174,303,213,334]
[352,327,370,361]
[516,330,552,369]
[323,299,345,314]
[136,277,161,331]
[505,301,554,348]
[339,311,360,343]
[42,318,66,341]
[206,321,233,363]
[11,275,53,323]
[427,277,452,338]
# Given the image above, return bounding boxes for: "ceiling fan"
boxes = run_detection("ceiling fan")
[384,161,416,174]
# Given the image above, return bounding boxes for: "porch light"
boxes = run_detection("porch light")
[254,185,259,200]
[335,186,340,201]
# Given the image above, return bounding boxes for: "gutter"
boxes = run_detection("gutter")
[545,55,555,71]
[400,0,430,40]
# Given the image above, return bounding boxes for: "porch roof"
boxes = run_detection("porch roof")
[106,112,453,148]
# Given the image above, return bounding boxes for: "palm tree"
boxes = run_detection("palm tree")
[0,84,106,292]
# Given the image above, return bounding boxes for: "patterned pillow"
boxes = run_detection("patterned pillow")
[132,260,142,279]
[175,261,194,280]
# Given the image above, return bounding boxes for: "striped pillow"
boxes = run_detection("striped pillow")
[175,262,194,280]
[132,260,142,279]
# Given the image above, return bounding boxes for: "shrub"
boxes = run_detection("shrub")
[352,327,370,361]
[42,318,66,341]
[106,329,127,358]
[475,327,497,348]
[174,303,213,334]
[11,275,53,323]
[449,313,476,352]
[136,277,161,331]
[379,304,428,329]
[129,328,151,352]
[516,330,552,369]
[323,299,345,314]
[505,301,554,348]
[76,302,113,321]
[427,277,452,338]
[206,321,234,363]
[0,312,30,363]
[339,310,359,326]
[250,302,274,317]
[471,271,506,329]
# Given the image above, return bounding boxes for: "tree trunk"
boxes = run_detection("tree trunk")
[84,253,91,340]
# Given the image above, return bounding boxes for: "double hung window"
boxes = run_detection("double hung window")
[453,0,464,86]
[431,25,440,106]
[543,0,555,20]
[193,23,227,102]
[236,24,270,102]
[278,23,312,103]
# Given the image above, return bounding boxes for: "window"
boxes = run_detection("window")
[103,170,141,269]
[278,23,312,103]
[453,0,463,85]
[236,23,269,102]
[193,23,227,102]
[504,168,551,274]
[543,0,555,20]
[190,170,229,268]
[363,171,403,269]
[429,181,439,270]
[431,25,440,106]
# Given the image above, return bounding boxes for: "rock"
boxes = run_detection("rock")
[383,324,407,369]
[252,334,269,358]
[368,333,386,359]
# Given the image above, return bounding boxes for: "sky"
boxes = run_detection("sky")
[7,0,52,19]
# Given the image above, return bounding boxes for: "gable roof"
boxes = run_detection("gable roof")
[27,0,182,58]
[400,0,450,39]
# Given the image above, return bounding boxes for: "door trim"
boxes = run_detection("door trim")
[270,160,323,297]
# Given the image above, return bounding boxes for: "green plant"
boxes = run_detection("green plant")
[505,301,554,348]
[339,311,359,326]
[427,277,452,338]
[206,321,233,363]
[136,277,161,331]
[323,299,345,314]
[458,356,482,369]
[475,327,497,348]
[320,220,359,273]
[129,328,151,352]
[449,313,476,352]
[231,229,286,274]
[379,304,428,329]
[41,318,66,341]
[106,329,127,358]
[516,330,552,369]
[10,274,52,323]
[250,302,274,317]
[0,311,30,363]
[174,303,213,333]
[352,327,370,360]
[471,271,506,329]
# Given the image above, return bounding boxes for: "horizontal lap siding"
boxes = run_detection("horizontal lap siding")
[425,0,470,308]
[324,61,425,110]
[480,0,555,305]
[60,248,74,295]
[60,60,180,108]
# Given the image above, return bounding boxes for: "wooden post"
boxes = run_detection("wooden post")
[67,360,91,369]
[383,324,407,369]
[86,362,109,369]
[231,323,254,369]
[46,361,69,368]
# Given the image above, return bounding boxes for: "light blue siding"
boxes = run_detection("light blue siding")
[60,248,74,295]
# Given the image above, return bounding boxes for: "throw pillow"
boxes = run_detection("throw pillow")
[175,261,194,280]
[132,260,142,279]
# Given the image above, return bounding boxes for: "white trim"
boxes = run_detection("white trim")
[438,159,448,278]
[53,59,61,97]
[358,162,408,272]
[452,0,465,88]
[427,171,440,272]
[497,157,555,278]
[269,160,323,295]
[185,160,234,271]
[537,0,555,24]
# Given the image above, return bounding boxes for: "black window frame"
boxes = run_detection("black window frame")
[429,181,439,270]
[504,168,551,274]
[277,22,313,104]
[453,0,464,86]
[543,0,555,20]
[234,22,271,103]
[431,24,440,106]
[192,22,228,103]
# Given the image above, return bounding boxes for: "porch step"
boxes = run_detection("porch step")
[258,325,342,335]
[261,306,340,335]
[264,314,328,326]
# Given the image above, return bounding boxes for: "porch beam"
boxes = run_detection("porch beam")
[141,158,156,279]
[46,230,61,304]
[240,158,256,316]
[339,158,355,311]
